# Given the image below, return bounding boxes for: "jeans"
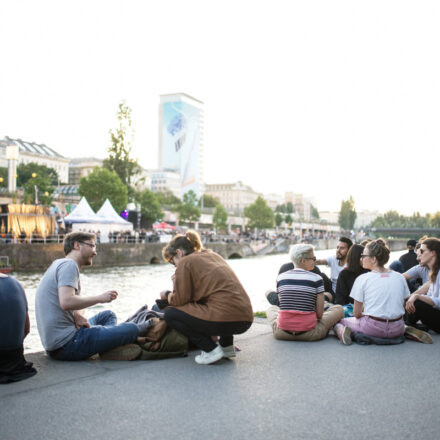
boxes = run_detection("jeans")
[50,310,139,361]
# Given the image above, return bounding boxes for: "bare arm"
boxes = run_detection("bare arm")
[316,293,324,319]
[58,286,117,311]
[353,300,364,318]
[315,259,328,266]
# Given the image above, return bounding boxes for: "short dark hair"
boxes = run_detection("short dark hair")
[339,237,353,249]
[63,232,96,255]
[407,239,417,248]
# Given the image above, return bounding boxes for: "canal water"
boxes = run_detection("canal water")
[20,248,406,353]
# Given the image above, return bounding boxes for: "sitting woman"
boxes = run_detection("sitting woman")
[334,244,369,305]
[334,239,413,345]
[266,244,344,342]
[405,237,440,336]
[162,230,253,365]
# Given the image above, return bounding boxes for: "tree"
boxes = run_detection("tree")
[275,212,283,227]
[284,214,293,226]
[430,212,440,228]
[199,194,219,208]
[23,174,54,205]
[244,196,274,229]
[136,189,163,226]
[17,162,59,186]
[311,204,320,219]
[0,167,7,188]
[78,167,128,213]
[155,189,181,208]
[177,190,201,224]
[213,204,228,231]
[103,101,141,197]
[338,196,357,230]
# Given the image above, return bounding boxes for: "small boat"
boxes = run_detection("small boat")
[0,256,13,274]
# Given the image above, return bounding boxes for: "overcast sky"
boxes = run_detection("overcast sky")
[1,1,438,215]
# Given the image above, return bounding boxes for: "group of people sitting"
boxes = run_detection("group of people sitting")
[1,231,439,383]
[266,236,439,345]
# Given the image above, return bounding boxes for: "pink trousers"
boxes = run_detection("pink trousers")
[341,316,405,339]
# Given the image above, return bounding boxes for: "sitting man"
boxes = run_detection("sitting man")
[0,274,37,383]
[266,244,343,342]
[35,232,150,361]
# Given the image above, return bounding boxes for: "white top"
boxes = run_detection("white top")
[350,271,410,319]
[326,255,345,292]
[427,275,440,309]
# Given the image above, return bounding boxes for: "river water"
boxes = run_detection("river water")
[20,248,406,353]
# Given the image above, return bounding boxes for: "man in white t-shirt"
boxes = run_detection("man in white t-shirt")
[316,237,353,293]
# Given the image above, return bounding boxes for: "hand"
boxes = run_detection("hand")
[73,312,90,329]
[160,290,169,300]
[405,294,418,314]
[99,290,118,303]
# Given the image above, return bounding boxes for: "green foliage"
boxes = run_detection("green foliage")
[284,214,293,225]
[254,311,267,318]
[371,211,432,229]
[338,196,357,230]
[17,162,59,186]
[311,204,320,219]
[244,196,274,229]
[16,163,56,205]
[275,212,283,227]
[103,101,141,195]
[213,204,228,230]
[199,194,219,208]
[275,202,294,214]
[0,167,7,187]
[430,212,440,228]
[177,190,201,223]
[155,189,181,208]
[78,167,128,213]
[136,189,163,226]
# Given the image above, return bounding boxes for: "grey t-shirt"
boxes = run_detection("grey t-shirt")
[406,264,430,284]
[35,258,81,351]
[326,255,345,292]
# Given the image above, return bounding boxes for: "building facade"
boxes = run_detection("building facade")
[0,137,70,183]
[205,181,261,214]
[68,157,104,185]
[150,169,181,198]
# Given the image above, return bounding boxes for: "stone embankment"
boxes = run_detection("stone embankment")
[0,238,408,271]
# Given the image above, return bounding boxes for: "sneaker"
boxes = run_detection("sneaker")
[195,345,224,365]
[222,345,236,358]
[334,324,352,345]
[99,344,142,361]
[405,326,433,344]
[265,290,279,306]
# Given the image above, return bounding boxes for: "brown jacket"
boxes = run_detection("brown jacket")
[168,250,253,322]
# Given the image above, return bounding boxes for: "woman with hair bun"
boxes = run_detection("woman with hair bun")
[334,239,415,345]
[161,230,253,365]
[405,237,440,335]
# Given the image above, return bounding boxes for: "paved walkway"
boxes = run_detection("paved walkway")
[1,320,439,440]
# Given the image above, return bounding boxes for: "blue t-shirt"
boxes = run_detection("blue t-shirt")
[0,276,28,350]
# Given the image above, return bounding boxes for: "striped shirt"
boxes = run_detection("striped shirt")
[277,268,324,312]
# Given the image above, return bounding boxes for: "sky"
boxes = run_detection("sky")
[0,1,439,215]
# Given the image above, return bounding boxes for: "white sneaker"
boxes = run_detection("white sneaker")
[195,345,224,365]
[222,345,236,358]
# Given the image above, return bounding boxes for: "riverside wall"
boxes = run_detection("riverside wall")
[0,238,409,271]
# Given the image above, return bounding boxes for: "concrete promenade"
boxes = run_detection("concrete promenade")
[1,319,439,440]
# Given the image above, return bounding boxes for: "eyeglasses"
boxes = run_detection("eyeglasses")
[360,254,371,259]
[79,241,96,249]
[304,256,317,261]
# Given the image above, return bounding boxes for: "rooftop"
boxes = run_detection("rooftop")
[0,136,67,160]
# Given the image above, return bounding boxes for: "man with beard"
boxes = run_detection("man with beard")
[316,237,353,293]
[35,232,150,361]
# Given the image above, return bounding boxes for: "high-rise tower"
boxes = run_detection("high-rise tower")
[158,93,204,199]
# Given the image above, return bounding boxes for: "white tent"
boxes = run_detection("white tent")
[64,197,100,223]
[64,197,133,243]
[95,199,133,242]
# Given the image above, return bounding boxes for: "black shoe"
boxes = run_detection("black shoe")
[404,321,429,332]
